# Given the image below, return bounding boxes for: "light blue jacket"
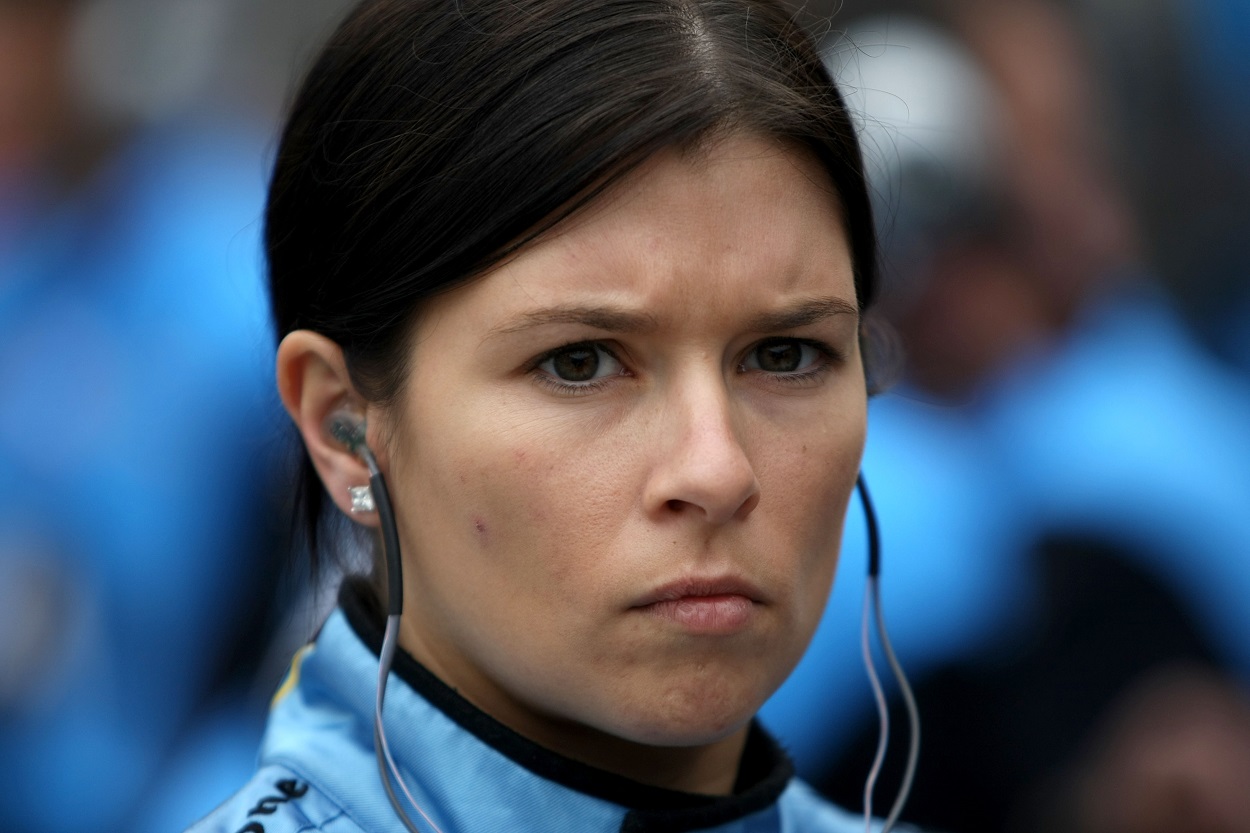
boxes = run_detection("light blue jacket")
[189,586,873,833]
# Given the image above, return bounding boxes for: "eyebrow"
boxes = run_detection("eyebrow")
[488,306,661,338]
[487,295,858,339]
[744,296,860,331]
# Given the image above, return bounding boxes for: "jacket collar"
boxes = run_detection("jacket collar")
[337,579,795,832]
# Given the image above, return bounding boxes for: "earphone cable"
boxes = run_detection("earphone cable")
[375,620,422,833]
[861,579,891,833]
[358,435,446,833]
[856,474,920,833]
[872,580,920,832]
[375,614,447,833]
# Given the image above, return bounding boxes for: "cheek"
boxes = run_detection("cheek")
[472,516,490,547]
[759,416,863,525]
[753,411,864,611]
[452,423,643,584]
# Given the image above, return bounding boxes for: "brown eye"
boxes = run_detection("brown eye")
[740,339,831,379]
[551,346,600,381]
[755,341,803,373]
[536,342,623,388]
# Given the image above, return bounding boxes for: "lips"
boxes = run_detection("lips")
[632,576,766,607]
[631,576,765,635]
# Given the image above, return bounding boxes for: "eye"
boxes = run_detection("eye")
[533,342,625,390]
[741,338,830,376]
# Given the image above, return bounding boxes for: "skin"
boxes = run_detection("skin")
[279,134,867,795]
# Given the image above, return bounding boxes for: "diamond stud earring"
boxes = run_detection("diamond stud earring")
[349,485,375,514]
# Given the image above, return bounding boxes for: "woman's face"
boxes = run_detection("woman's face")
[382,134,866,783]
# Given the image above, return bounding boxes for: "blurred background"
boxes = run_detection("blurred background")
[1,0,1247,831]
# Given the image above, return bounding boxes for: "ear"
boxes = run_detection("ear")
[276,330,380,527]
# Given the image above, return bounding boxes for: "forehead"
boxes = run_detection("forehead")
[423,134,857,334]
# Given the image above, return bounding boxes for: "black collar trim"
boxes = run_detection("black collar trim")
[339,580,794,831]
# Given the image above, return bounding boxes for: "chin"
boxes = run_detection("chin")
[603,674,768,748]
[627,717,752,749]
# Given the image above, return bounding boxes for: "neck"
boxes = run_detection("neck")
[491,709,751,796]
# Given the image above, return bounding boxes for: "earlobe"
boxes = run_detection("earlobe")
[276,330,380,527]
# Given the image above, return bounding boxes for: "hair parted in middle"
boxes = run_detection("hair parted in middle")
[265,0,878,572]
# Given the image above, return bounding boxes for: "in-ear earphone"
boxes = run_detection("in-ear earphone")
[327,411,368,453]
[327,413,919,833]
[326,411,403,619]
[325,410,444,833]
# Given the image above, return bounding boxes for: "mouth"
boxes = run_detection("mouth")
[631,577,765,635]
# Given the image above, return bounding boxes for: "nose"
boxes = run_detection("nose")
[643,378,761,526]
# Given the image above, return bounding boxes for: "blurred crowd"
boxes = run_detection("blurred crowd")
[1,0,1247,831]
[0,1,351,829]
[763,1,1250,831]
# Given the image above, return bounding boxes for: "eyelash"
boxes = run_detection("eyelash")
[528,341,628,397]
[739,338,841,387]
[526,337,841,395]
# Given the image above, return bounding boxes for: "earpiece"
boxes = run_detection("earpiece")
[326,411,381,514]
[326,410,368,453]
[327,413,438,833]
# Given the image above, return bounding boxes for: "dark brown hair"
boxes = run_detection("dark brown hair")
[266,0,878,574]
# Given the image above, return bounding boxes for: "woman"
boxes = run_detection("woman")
[192,0,899,830]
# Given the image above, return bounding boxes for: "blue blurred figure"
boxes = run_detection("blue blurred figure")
[763,4,1250,829]
[0,2,282,830]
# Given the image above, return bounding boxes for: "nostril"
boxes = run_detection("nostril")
[665,498,686,513]
[737,492,761,519]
